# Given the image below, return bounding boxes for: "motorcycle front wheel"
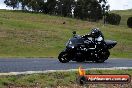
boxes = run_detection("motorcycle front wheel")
[58,52,70,63]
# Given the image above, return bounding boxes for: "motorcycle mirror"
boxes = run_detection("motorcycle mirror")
[72,31,76,35]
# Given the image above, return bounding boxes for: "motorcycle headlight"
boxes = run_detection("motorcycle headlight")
[71,46,74,48]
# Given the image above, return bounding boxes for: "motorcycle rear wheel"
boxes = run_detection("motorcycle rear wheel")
[58,52,70,63]
[95,50,110,63]
[75,52,85,62]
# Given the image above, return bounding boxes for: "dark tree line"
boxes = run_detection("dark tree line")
[4,0,109,21]
[106,13,121,25]
[127,17,132,28]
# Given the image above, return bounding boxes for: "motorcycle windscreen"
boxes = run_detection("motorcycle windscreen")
[69,38,84,46]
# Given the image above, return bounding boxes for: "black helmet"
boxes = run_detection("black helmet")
[90,28,100,38]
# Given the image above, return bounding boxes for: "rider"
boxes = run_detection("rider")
[82,28,104,42]
[91,28,104,42]
[82,28,105,49]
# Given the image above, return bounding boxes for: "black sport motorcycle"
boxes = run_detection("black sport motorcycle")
[58,31,117,63]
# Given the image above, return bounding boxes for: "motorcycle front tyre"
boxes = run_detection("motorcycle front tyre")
[58,52,70,63]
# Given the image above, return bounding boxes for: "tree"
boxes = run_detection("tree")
[4,0,108,22]
[88,0,103,21]
[74,0,103,21]
[106,13,121,25]
[74,0,85,19]
[99,0,110,24]
[28,0,40,12]
[127,17,132,28]
[47,0,56,14]
[18,0,31,10]
[56,0,75,17]
[4,0,19,9]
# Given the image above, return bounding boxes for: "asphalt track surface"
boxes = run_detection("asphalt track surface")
[0,58,132,73]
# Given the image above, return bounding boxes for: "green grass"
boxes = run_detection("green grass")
[0,70,131,87]
[0,10,132,58]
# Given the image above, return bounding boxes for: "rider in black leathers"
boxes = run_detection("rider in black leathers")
[82,28,105,48]
[82,28,104,41]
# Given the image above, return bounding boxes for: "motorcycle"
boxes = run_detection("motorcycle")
[58,30,117,63]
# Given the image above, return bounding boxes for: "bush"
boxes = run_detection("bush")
[106,13,121,25]
[127,17,132,28]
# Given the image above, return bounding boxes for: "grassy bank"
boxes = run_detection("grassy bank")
[0,70,131,88]
[0,10,131,58]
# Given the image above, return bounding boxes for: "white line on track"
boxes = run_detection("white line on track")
[0,67,132,76]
